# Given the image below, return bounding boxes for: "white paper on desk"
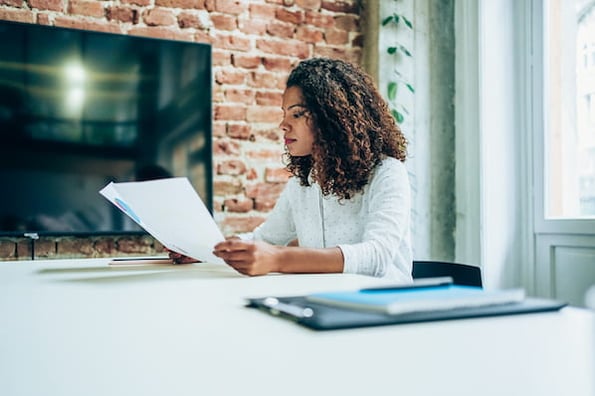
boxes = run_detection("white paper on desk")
[99,177,225,264]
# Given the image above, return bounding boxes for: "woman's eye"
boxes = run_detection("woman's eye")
[293,110,306,119]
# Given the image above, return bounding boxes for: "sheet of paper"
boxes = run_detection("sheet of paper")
[100,177,225,264]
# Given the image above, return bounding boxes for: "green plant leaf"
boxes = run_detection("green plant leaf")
[381,15,393,26]
[387,47,397,55]
[399,45,412,57]
[391,109,404,123]
[402,16,413,29]
[396,110,405,123]
[406,83,415,93]
[387,81,398,101]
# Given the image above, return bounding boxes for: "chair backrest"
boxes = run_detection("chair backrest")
[412,260,483,287]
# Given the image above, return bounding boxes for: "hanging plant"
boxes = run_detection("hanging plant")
[382,3,415,123]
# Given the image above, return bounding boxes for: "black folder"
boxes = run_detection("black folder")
[246,295,567,331]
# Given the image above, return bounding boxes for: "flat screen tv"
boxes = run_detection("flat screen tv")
[0,20,213,236]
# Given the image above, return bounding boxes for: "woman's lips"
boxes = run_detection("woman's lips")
[284,138,296,145]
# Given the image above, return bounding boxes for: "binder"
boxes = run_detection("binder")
[245,295,567,331]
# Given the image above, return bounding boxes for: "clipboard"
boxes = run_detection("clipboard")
[245,295,567,331]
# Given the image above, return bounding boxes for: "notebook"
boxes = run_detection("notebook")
[305,285,526,315]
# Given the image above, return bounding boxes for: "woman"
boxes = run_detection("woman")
[173,57,412,282]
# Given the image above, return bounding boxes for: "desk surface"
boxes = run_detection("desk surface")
[0,258,593,396]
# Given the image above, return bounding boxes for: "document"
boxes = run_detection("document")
[99,177,225,264]
[305,285,526,315]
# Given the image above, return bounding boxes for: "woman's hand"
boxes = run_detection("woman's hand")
[165,249,201,264]
[213,239,281,276]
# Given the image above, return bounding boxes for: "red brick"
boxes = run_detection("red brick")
[156,0,205,8]
[16,240,32,260]
[314,45,361,64]
[352,33,364,47]
[246,168,258,180]
[37,13,51,24]
[262,56,293,72]
[194,30,213,43]
[0,0,23,7]
[267,20,295,39]
[246,148,284,160]
[54,17,122,33]
[213,50,232,66]
[27,0,63,11]
[276,8,303,24]
[1,8,34,22]
[213,84,225,102]
[237,17,267,35]
[178,12,210,29]
[106,7,139,24]
[94,237,117,256]
[296,25,324,43]
[249,71,283,89]
[225,88,255,104]
[255,91,282,106]
[122,0,150,6]
[321,0,358,13]
[215,68,246,85]
[217,160,247,175]
[245,182,286,200]
[214,0,247,15]
[324,28,348,45]
[212,34,252,51]
[143,8,176,26]
[227,123,253,140]
[214,138,241,155]
[117,236,154,254]
[214,104,246,121]
[129,26,194,41]
[253,127,282,142]
[219,216,265,235]
[295,0,320,10]
[69,0,105,18]
[254,197,277,212]
[34,238,56,259]
[211,13,237,30]
[0,240,16,259]
[305,10,334,27]
[247,105,283,123]
[232,54,261,69]
[265,167,291,183]
[214,179,244,195]
[250,3,276,19]
[224,198,254,212]
[256,38,309,58]
[213,122,227,137]
[334,14,359,31]
[57,238,95,257]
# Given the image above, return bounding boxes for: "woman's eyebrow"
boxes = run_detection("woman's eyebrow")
[284,103,306,111]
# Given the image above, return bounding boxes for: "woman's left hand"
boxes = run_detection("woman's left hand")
[213,239,281,276]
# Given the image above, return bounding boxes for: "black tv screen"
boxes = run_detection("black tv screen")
[0,20,212,236]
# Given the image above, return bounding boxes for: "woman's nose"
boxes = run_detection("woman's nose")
[279,118,289,131]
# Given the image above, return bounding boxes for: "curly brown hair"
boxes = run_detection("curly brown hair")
[284,57,408,200]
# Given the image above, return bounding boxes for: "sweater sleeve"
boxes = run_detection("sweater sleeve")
[338,159,412,281]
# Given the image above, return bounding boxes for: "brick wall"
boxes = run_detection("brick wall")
[0,0,364,260]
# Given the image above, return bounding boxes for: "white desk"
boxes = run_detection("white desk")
[0,258,593,396]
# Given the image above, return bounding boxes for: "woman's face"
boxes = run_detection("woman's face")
[280,86,315,157]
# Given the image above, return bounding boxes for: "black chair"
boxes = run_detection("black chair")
[412,260,483,287]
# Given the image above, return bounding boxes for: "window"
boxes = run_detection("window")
[545,0,595,218]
